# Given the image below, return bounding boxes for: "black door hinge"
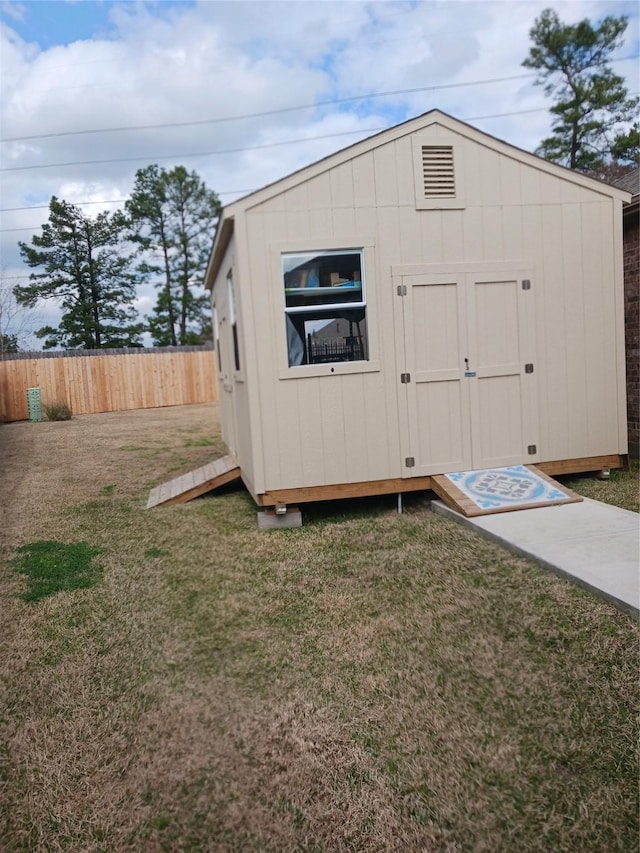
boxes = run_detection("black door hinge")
[405,457,415,468]
[400,373,411,384]
[525,363,534,374]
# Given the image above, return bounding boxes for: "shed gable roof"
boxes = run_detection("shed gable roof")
[205,109,632,289]
[613,166,639,203]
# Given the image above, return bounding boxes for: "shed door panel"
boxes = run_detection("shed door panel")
[398,266,536,475]
[403,275,472,475]
[467,275,530,469]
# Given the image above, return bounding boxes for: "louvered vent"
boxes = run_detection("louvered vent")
[421,145,455,198]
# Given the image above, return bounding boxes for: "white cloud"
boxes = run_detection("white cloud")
[1,1,26,24]
[1,0,637,348]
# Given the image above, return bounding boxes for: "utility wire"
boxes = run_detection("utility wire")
[1,54,636,145]
[0,74,538,143]
[0,190,255,213]
[0,127,388,173]
[0,105,554,177]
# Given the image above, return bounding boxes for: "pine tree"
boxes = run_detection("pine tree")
[15,198,143,350]
[523,8,639,172]
[126,165,221,346]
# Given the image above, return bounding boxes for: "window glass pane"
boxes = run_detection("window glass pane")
[283,249,368,368]
[213,306,222,372]
[227,271,240,371]
[283,251,363,310]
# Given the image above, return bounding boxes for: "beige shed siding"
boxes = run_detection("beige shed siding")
[210,234,257,488]
[233,118,626,493]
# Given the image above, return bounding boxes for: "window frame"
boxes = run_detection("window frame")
[212,303,222,374]
[273,239,380,380]
[227,268,242,374]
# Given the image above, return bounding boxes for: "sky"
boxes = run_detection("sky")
[1,0,638,349]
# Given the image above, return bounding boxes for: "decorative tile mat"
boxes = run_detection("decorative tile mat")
[444,465,576,511]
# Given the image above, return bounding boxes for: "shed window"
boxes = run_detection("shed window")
[283,250,368,367]
[213,305,222,372]
[227,270,240,372]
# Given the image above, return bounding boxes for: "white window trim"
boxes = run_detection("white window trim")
[226,268,245,382]
[271,238,380,380]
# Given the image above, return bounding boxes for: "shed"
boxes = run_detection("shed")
[613,167,639,458]
[204,110,631,510]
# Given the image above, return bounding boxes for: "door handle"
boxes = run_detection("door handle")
[464,358,469,370]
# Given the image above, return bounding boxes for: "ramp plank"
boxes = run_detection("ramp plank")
[146,454,240,508]
[431,465,582,517]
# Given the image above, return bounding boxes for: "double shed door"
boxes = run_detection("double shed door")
[394,264,538,475]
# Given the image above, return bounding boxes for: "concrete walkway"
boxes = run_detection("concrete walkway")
[432,497,639,617]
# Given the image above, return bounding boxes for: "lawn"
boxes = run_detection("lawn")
[1,403,638,852]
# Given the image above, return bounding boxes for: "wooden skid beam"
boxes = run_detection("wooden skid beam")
[254,455,620,509]
[256,476,435,506]
[535,455,622,476]
[146,454,240,508]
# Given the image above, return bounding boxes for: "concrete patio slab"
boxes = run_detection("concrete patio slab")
[432,497,639,617]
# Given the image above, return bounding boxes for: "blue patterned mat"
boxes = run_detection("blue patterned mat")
[445,466,575,511]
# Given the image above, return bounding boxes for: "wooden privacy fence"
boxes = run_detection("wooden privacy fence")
[0,346,217,422]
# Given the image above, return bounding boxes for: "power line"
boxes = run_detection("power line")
[0,105,556,180]
[0,74,538,144]
[2,97,636,231]
[0,107,552,224]
[0,190,255,213]
[0,127,388,173]
[1,54,636,145]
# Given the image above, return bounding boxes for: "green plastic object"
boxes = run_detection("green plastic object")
[26,387,42,422]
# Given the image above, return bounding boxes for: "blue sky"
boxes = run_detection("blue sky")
[1,1,197,46]
[1,0,638,347]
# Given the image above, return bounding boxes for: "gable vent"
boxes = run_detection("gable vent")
[421,145,455,198]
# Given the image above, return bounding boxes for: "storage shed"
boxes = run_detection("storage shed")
[204,110,631,510]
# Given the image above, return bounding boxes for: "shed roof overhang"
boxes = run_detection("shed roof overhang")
[217,110,633,217]
[204,215,234,292]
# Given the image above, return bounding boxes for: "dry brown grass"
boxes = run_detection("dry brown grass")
[0,404,638,852]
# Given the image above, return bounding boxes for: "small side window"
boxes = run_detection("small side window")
[213,305,222,372]
[283,249,368,367]
[227,270,240,372]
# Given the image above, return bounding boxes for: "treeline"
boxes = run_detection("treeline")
[14,165,220,350]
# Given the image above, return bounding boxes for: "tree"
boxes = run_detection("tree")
[523,8,639,172]
[0,333,18,356]
[15,198,144,350]
[126,165,221,346]
[0,270,40,357]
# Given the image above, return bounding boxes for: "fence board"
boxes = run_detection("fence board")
[0,347,217,422]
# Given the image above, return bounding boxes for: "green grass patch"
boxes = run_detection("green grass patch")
[12,540,104,602]
[183,436,216,447]
[100,484,115,496]
[145,547,167,558]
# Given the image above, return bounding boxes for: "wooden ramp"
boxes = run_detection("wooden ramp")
[146,454,241,508]
[431,464,583,518]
